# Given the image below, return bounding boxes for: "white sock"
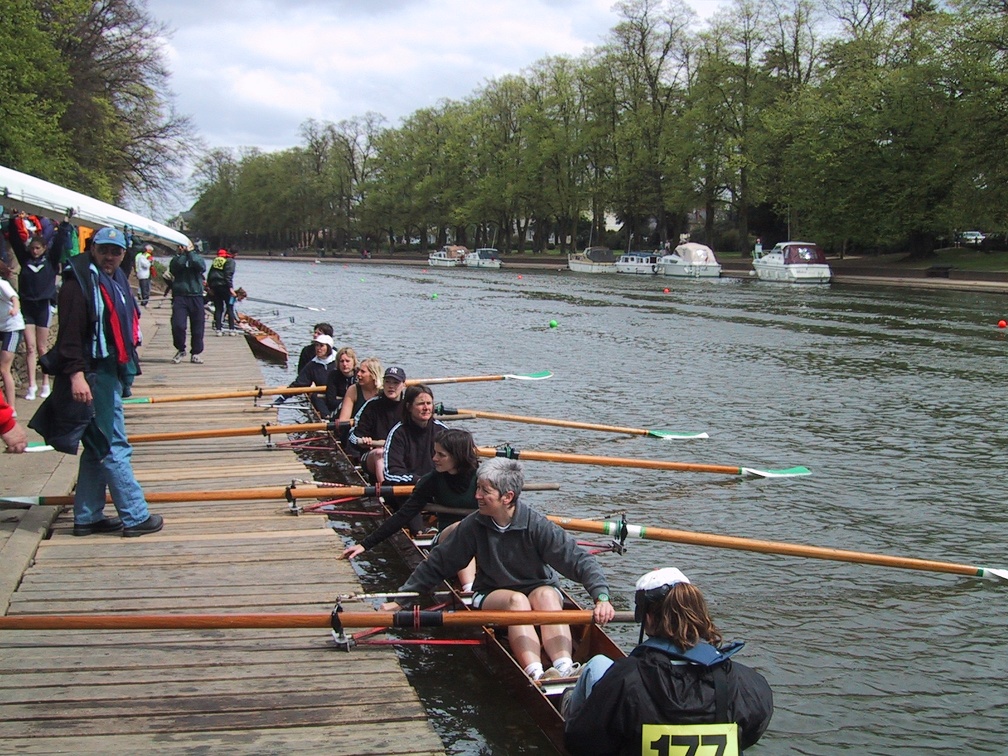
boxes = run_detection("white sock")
[552,657,574,676]
[524,662,544,680]
[461,582,473,593]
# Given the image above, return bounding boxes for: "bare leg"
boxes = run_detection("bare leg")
[0,350,16,407]
[22,327,38,391]
[480,589,540,670]
[35,325,50,391]
[529,585,571,666]
[366,448,385,489]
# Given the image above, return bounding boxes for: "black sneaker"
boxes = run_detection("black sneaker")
[73,517,124,537]
[122,514,164,537]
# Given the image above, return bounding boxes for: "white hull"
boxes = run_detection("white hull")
[568,258,616,274]
[658,262,722,278]
[428,255,462,267]
[752,261,831,283]
[466,259,502,269]
[0,164,191,248]
[463,250,502,269]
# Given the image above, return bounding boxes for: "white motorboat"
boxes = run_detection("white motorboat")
[463,248,502,269]
[615,252,659,275]
[658,242,722,278]
[428,245,466,268]
[568,246,617,273]
[752,241,831,283]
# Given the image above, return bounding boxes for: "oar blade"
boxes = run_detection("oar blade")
[122,397,152,405]
[981,568,1008,582]
[741,466,811,478]
[647,430,709,440]
[503,370,553,380]
[26,443,55,452]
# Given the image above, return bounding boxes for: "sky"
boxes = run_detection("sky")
[146,0,730,156]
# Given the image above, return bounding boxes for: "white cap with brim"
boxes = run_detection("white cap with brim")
[635,567,690,593]
[312,334,334,347]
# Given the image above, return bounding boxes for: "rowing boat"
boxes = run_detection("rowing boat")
[301,405,626,752]
[237,313,289,364]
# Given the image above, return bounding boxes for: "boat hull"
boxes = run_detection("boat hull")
[568,259,616,274]
[428,257,462,267]
[659,263,722,278]
[752,261,832,283]
[237,314,289,364]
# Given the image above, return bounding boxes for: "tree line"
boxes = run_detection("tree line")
[1,0,196,214]
[191,0,1008,257]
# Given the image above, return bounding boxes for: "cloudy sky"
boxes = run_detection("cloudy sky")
[146,0,729,155]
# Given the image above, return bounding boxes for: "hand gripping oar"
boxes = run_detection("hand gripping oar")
[242,295,325,312]
[436,404,707,440]
[0,482,560,508]
[0,609,636,631]
[478,444,810,478]
[547,515,1008,583]
[123,372,552,404]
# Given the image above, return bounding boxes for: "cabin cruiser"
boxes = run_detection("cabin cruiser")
[752,241,831,283]
[657,243,722,278]
[463,248,502,269]
[568,246,617,273]
[615,252,659,275]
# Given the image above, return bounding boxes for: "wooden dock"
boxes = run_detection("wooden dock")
[0,300,445,754]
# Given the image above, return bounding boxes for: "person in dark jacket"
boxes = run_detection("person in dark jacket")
[272,333,337,415]
[207,248,237,334]
[382,383,447,486]
[388,457,616,681]
[13,234,60,400]
[324,345,357,416]
[297,322,333,374]
[168,245,206,363]
[347,365,406,483]
[563,567,773,755]
[32,227,163,537]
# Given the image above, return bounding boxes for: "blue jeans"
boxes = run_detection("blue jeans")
[74,365,150,527]
[564,654,614,719]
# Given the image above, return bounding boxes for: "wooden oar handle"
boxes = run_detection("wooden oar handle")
[0,610,637,631]
[129,421,349,444]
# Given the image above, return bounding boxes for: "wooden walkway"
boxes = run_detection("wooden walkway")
[0,300,445,754]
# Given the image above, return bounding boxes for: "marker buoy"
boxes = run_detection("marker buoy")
[432,293,439,300]
[518,275,523,279]
[999,320,1006,329]
[663,288,669,294]
[549,320,558,328]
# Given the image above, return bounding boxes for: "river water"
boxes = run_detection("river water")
[236,258,1008,754]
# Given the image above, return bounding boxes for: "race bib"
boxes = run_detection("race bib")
[641,723,739,756]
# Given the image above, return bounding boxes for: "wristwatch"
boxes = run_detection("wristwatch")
[596,593,610,603]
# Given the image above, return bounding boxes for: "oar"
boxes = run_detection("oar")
[478,444,809,478]
[436,404,707,440]
[0,609,636,631]
[1,482,560,508]
[126,421,351,443]
[547,515,1008,583]
[412,370,552,385]
[124,385,325,404]
[123,372,552,404]
[243,295,325,312]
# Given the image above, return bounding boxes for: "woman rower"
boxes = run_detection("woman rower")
[341,427,478,588]
[337,357,382,427]
[347,365,406,485]
[13,235,59,400]
[273,333,337,415]
[388,457,615,681]
[382,384,448,489]
[324,346,358,416]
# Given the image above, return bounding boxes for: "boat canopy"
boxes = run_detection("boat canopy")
[782,243,827,265]
[583,247,618,263]
[674,243,718,264]
[0,164,192,249]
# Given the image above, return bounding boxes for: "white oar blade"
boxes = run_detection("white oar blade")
[504,371,553,380]
[26,444,54,453]
[0,497,40,506]
[650,431,709,440]
[742,466,811,478]
[981,568,1008,582]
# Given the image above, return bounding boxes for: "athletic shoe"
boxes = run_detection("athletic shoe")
[214,329,222,337]
[73,517,124,537]
[190,354,204,364]
[39,384,51,399]
[541,662,581,681]
[24,386,37,401]
[122,514,164,537]
[171,350,186,364]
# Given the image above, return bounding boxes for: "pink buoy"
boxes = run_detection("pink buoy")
[663,288,670,294]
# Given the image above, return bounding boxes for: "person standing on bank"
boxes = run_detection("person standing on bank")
[12,235,59,400]
[563,567,773,755]
[134,245,153,307]
[38,227,163,537]
[168,244,206,363]
[207,247,237,335]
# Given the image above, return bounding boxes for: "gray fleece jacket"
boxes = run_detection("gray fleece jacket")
[400,499,610,602]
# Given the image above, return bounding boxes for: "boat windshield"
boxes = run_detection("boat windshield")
[784,244,827,265]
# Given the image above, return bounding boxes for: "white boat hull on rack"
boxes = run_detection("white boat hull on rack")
[0,164,192,249]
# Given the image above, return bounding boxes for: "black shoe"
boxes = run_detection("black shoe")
[122,514,164,537]
[73,517,124,537]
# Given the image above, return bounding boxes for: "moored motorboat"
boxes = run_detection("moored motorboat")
[658,242,722,278]
[752,241,832,283]
[463,248,503,269]
[568,246,617,274]
[236,314,289,364]
[615,252,659,275]
[428,245,467,267]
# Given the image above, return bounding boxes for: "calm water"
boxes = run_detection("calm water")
[237,258,1008,754]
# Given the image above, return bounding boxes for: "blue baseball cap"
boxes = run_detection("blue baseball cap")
[93,227,127,249]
